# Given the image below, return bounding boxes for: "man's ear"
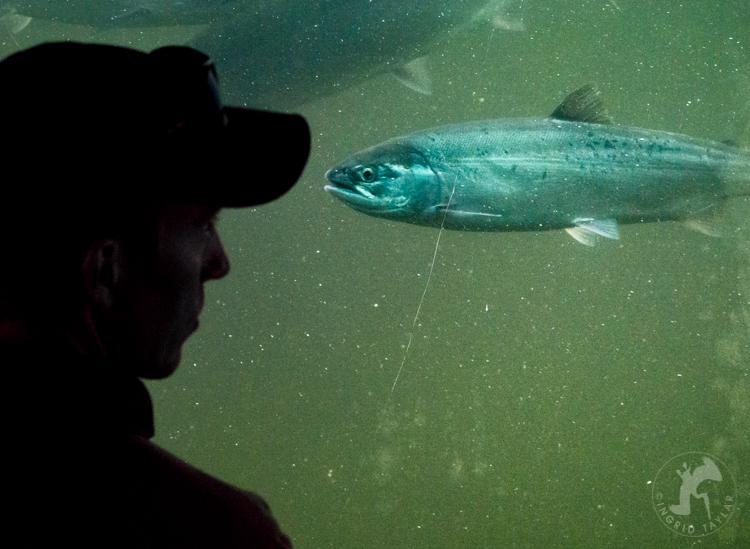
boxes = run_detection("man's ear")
[81,239,124,309]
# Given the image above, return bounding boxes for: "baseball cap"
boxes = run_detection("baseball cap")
[0,42,311,207]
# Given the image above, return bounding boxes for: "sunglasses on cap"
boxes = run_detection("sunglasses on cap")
[147,46,228,137]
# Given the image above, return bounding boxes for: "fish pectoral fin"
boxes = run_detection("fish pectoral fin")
[550,83,613,125]
[565,218,620,246]
[391,56,432,95]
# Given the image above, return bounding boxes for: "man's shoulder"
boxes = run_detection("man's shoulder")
[109,435,293,548]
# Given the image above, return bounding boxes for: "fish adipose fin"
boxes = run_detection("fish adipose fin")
[391,56,432,95]
[565,218,620,246]
[550,83,613,125]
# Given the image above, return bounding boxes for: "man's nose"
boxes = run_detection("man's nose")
[203,234,230,281]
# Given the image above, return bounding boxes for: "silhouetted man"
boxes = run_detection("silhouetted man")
[0,42,310,547]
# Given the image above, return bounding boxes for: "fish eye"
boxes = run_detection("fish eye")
[359,166,376,182]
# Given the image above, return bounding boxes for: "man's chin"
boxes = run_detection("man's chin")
[138,348,182,380]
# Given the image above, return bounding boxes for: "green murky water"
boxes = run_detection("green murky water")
[4,1,748,546]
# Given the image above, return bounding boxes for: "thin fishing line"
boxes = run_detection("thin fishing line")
[391,181,456,392]
[338,181,457,525]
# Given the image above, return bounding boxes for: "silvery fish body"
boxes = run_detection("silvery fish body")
[325,85,750,245]
[196,0,523,108]
[6,0,523,110]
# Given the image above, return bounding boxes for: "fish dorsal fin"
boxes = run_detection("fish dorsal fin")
[550,84,613,124]
[391,56,432,95]
[1,10,32,34]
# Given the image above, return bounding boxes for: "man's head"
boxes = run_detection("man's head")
[0,42,310,378]
[83,203,230,378]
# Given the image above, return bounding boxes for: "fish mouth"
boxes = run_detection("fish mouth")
[324,183,380,209]
[324,184,409,214]
[324,167,371,193]
[325,167,408,213]
[324,167,379,208]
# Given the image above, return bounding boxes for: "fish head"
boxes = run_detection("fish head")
[325,142,440,223]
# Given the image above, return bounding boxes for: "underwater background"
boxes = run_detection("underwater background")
[2,1,748,546]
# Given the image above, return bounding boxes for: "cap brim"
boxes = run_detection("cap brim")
[217,107,311,208]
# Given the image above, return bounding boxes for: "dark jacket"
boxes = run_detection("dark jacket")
[4,346,292,548]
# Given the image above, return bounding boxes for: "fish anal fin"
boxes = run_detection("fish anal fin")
[683,219,721,237]
[550,83,613,125]
[681,201,724,237]
[391,56,432,96]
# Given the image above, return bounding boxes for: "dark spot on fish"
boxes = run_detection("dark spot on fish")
[604,139,614,149]
[542,171,548,179]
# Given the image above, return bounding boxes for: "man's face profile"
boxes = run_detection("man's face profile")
[99,203,230,379]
